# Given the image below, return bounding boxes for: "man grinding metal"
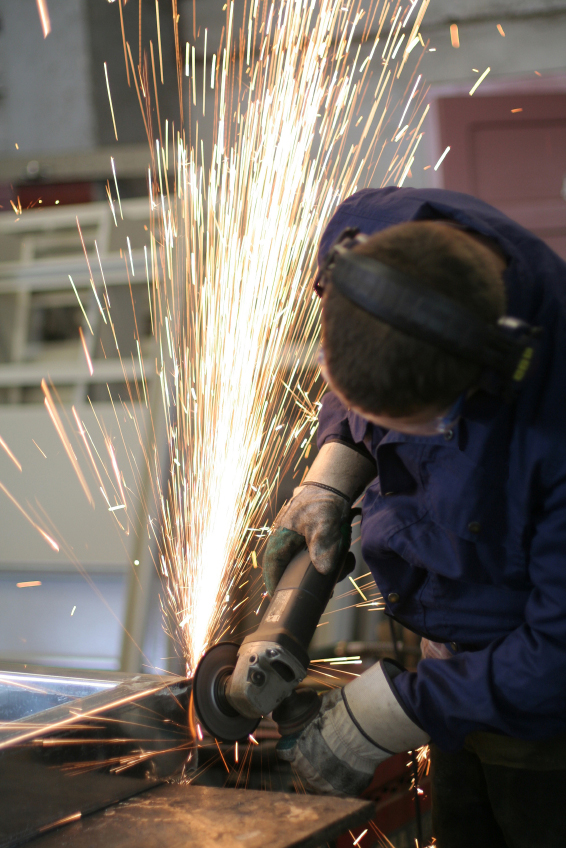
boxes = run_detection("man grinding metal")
[262,187,566,847]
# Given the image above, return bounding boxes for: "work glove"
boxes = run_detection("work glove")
[277,659,429,796]
[263,441,376,596]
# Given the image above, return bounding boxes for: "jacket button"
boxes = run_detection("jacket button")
[444,429,454,441]
[468,521,481,534]
[388,592,400,604]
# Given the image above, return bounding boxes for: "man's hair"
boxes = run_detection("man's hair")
[321,221,507,417]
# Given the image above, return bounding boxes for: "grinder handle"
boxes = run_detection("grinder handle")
[245,511,358,670]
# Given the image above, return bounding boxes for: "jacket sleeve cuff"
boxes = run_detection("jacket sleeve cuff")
[304,442,377,501]
[342,660,430,753]
[324,436,376,465]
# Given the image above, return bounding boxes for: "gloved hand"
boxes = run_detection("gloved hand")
[277,659,430,796]
[263,441,376,596]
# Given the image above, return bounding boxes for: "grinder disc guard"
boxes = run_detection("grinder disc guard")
[193,642,260,742]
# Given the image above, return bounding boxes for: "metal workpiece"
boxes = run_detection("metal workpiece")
[0,667,194,848]
[26,783,375,848]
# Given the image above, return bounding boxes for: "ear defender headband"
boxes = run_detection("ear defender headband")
[314,227,541,392]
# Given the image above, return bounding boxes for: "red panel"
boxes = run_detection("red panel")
[438,93,566,193]
[472,123,566,202]
[437,93,566,259]
[15,182,93,209]
[0,183,15,213]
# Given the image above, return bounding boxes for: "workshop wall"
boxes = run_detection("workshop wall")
[0,0,95,156]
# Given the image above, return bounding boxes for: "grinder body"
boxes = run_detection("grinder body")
[227,547,338,718]
[194,542,354,741]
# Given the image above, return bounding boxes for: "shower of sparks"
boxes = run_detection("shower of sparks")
[34,0,431,674]
[411,743,431,783]
[35,0,51,38]
[152,0,431,672]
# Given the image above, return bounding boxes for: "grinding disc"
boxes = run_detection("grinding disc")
[193,642,260,743]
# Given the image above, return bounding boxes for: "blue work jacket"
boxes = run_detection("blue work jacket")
[317,187,566,751]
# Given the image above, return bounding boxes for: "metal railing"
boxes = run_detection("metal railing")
[0,198,152,405]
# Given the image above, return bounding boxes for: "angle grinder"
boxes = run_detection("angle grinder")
[193,537,356,743]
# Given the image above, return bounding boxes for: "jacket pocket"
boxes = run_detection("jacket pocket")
[423,448,506,546]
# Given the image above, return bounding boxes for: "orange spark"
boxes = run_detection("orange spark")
[215,739,230,772]
[104,62,119,141]
[0,480,59,551]
[32,440,47,459]
[17,581,42,588]
[76,218,105,320]
[497,24,505,37]
[450,23,459,48]
[35,0,51,38]
[78,327,94,376]
[79,327,94,377]
[0,434,22,472]
[105,439,127,508]
[38,813,81,832]
[71,407,107,495]
[155,0,164,83]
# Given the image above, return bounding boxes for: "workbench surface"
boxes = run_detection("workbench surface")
[28,783,374,848]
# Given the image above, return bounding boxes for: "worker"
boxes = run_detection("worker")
[262,187,566,847]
